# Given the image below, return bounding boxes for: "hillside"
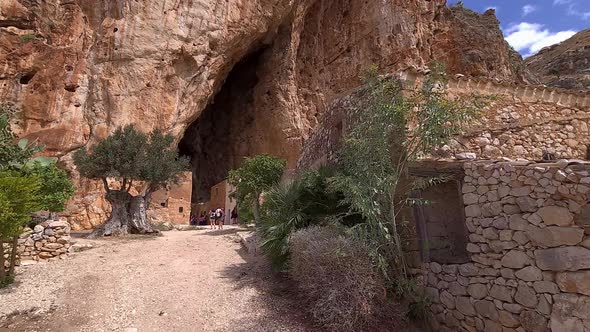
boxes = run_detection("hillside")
[526,28,590,90]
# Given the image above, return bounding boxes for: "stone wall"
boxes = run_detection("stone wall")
[298,70,590,171]
[17,220,71,263]
[422,160,590,332]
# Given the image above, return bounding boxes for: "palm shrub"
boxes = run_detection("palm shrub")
[258,166,349,270]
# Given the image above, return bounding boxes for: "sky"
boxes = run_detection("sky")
[447,0,590,57]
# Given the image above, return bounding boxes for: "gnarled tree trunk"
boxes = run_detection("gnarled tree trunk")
[91,190,157,237]
[129,195,154,234]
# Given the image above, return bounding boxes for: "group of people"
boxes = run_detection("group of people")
[190,207,238,230]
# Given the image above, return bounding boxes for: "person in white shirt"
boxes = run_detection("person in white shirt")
[215,207,224,230]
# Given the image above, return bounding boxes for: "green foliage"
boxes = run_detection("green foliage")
[0,115,43,170]
[228,154,285,223]
[327,64,486,284]
[228,154,286,201]
[0,173,42,239]
[20,163,75,213]
[20,34,36,42]
[236,194,255,224]
[257,167,349,270]
[73,125,189,193]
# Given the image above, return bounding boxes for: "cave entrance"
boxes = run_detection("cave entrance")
[178,48,267,219]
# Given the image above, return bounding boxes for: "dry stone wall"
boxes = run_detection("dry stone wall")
[423,160,590,332]
[297,70,590,171]
[17,220,71,263]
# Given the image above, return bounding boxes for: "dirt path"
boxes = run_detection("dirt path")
[0,227,311,332]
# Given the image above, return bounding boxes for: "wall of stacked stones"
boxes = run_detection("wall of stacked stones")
[16,220,71,263]
[442,99,590,161]
[423,161,590,332]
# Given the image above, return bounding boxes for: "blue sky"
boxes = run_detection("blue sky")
[447,0,590,57]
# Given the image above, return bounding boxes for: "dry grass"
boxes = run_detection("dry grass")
[289,226,385,331]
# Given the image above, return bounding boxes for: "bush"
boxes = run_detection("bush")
[289,226,385,331]
[258,167,349,270]
[20,34,36,42]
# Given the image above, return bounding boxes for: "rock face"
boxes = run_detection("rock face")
[526,28,590,91]
[1,0,526,228]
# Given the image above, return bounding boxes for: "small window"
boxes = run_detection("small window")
[160,202,166,207]
[179,207,184,213]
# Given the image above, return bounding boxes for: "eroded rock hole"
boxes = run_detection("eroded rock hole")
[179,47,266,203]
[19,71,36,85]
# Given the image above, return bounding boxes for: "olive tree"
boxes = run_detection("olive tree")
[73,126,189,236]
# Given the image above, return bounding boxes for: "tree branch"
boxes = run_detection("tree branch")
[127,179,133,192]
[101,178,111,193]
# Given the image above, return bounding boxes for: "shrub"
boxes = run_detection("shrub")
[20,34,36,42]
[289,226,385,331]
[257,167,349,270]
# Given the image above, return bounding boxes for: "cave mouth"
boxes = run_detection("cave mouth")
[178,47,267,205]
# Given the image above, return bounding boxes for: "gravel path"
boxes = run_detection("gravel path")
[0,227,311,332]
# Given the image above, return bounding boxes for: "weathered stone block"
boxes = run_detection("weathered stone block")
[528,226,584,247]
[514,284,538,308]
[535,247,590,271]
[532,281,559,294]
[556,271,590,296]
[467,284,488,300]
[456,296,476,316]
[440,290,455,309]
[489,284,513,302]
[501,250,531,269]
[498,310,520,328]
[474,300,499,320]
[514,266,543,282]
[537,206,573,226]
[520,310,549,332]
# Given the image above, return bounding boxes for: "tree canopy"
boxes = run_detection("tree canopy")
[228,154,286,223]
[74,125,190,195]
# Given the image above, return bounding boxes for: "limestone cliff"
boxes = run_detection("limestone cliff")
[526,28,590,91]
[0,0,527,229]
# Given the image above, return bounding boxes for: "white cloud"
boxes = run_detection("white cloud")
[522,5,537,16]
[504,22,577,57]
[554,0,590,20]
[553,0,572,5]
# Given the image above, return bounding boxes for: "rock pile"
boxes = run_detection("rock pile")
[424,160,590,331]
[16,220,72,263]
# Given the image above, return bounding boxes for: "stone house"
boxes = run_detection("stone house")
[150,172,193,225]
[209,180,237,224]
[297,70,590,331]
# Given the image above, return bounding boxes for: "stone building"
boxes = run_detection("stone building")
[297,70,590,332]
[150,172,193,225]
[209,180,237,224]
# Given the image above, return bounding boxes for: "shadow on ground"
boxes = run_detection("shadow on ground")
[219,246,316,332]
